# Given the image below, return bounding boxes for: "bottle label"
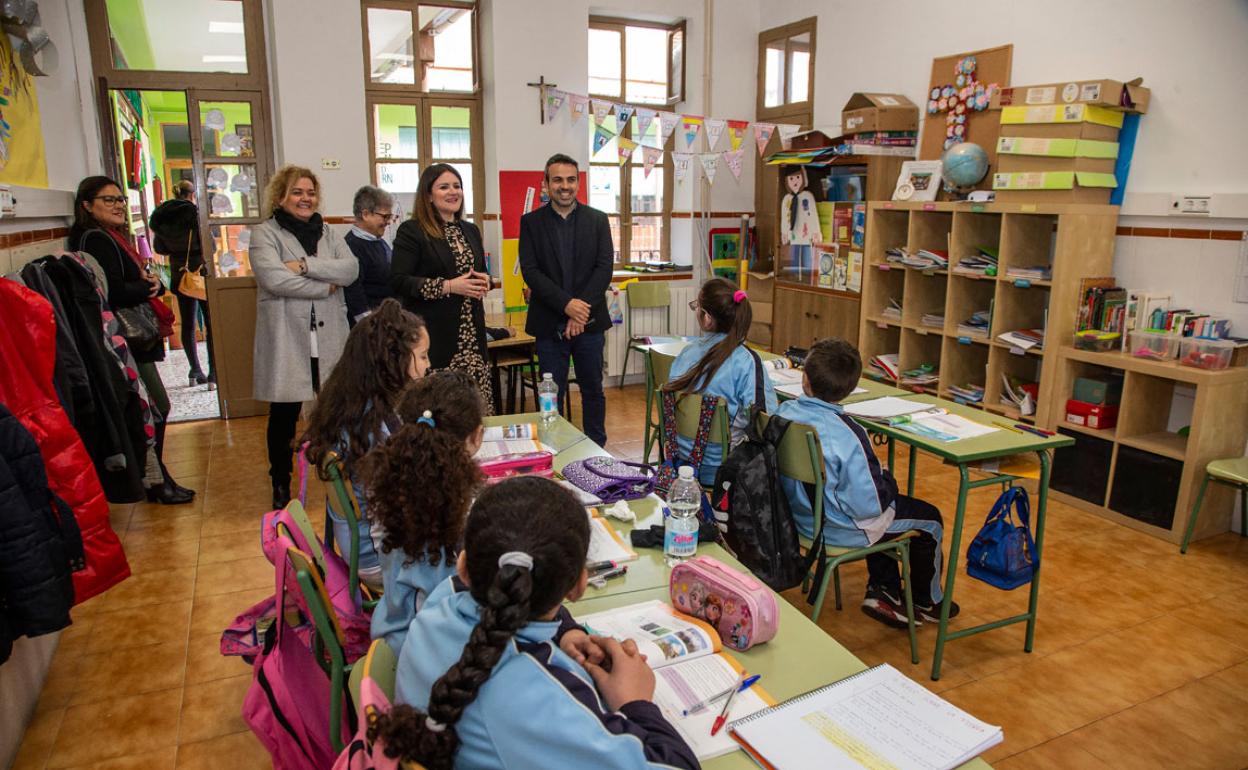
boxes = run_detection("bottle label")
[539,394,556,413]
[664,527,697,557]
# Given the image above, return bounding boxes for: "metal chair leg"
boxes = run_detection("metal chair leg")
[833,565,843,611]
[899,541,919,664]
[809,557,837,622]
[1241,485,1247,539]
[1180,472,1212,553]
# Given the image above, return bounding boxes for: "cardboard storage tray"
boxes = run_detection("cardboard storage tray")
[991,78,1149,114]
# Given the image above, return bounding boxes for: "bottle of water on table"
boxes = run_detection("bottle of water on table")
[538,372,558,424]
[665,466,701,563]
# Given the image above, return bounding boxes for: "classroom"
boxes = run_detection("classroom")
[2,1,1247,768]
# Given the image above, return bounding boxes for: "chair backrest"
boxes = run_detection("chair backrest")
[349,638,398,708]
[672,394,731,456]
[650,350,676,389]
[626,280,671,309]
[284,499,328,569]
[288,544,352,754]
[760,412,825,520]
[322,450,366,604]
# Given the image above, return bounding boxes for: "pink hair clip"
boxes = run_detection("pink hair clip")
[732,289,747,304]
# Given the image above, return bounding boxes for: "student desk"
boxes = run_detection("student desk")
[486,329,537,414]
[568,586,993,770]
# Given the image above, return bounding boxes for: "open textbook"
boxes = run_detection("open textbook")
[475,422,553,461]
[578,600,775,760]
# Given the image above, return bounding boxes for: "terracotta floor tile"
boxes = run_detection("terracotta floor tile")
[122,538,201,575]
[94,568,197,611]
[121,516,204,548]
[184,633,251,685]
[994,735,1116,770]
[197,510,264,537]
[60,746,178,770]
[194,556,272,597]
[1200,659,1248,705]
[70,640,188,705]
[188,587,269,638]
[109,504,134,534]
[85,600,192,653]
[128,493,206,525]
[173,731,271,769]
[36,641,84,712]
[196,530,262,567]
[47,688,182,768]
[10,706,64,770]
[176,675,251,745]
[1169,592,1248,647]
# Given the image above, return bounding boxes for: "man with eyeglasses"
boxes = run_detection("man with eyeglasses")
[343,185,397,326]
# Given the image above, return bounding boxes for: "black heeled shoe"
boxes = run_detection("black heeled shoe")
[188,371,208,387]
[146,481,195,505]
[272,481,292,510]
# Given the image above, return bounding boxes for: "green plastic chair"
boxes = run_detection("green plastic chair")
[763,413,919,664]
[1180,456,1248,553]
[642,349,678,464]
[348,637,399,708]
[321,451,380,611]
[618,281,672,389]
[284,499,328,568]
[655,374,731,489]
[287,544,355,754]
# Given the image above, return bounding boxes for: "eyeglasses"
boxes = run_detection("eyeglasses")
[369,210,397,223]
[94,195,127,206]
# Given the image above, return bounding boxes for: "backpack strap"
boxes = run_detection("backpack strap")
[684,394,720,469]
[660,390,680,462]
[748,347,766,412]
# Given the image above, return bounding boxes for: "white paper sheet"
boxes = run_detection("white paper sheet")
[842,396,932,419]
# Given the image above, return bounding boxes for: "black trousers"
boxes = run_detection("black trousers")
[266,359,319,485]
[175,289,215,377]
[866,494,946,605]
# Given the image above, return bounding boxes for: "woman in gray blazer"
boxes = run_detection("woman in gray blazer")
[250,165,358,508]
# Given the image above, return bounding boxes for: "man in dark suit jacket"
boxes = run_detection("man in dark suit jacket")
[518,154,614,446]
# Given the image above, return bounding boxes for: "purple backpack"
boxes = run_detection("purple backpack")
[561,456,657,503]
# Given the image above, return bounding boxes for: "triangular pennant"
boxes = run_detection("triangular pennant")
[592,123,616,156]
[543,88,566,123]
[680,115,704,151]
[658,111,680,148]
[642,146,662,178]
[592,99,613,126]
[568,93,589,126]
[698,153,720,185]
[753,122,776,156]
[614,103,635,127]
[776,123,802,149]
[703,118,727,151]
[617,136,638,165]
[672,152,692,184]
[635,108,657,143]
[727,119,750,151]
[724,148,746,181]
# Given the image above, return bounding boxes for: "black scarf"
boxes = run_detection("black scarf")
[273,208,324,256]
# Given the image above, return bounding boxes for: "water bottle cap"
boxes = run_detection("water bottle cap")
[678,466,694,479]
[542,373,553,380]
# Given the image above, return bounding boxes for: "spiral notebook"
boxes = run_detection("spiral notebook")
[727,663,1001,770]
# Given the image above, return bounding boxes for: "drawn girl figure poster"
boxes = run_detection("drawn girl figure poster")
[780,165,820,283]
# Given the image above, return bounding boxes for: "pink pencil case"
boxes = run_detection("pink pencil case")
[478,451,554,483]
[670,555,778,651]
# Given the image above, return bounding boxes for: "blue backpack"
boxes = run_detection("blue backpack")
[966,486,1036,590]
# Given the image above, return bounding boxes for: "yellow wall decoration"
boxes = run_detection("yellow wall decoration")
[0,34,48,188]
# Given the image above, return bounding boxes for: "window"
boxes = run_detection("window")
[758,20,815,115]
[363,2,478,92]
[588,115,670,265]
[588,17,685,106]
[104,0,249,73]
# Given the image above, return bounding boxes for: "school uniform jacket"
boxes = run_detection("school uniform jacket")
[369,546,457,655]
[395,579,699,770]
[774,395,899,547]
[667,333,778,485]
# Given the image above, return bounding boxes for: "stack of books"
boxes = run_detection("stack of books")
[900,249,949,270]
[1005,264,1052,281]
[948,383,985,403]
[1000,374,1039,416]
[997,328,1045,351]
[869,353,900,380]
[954,247,999,277]
[921,311,945,329]
[885,247,909,265]
[957,310,991,338]
[881,298,902,321]
[900,364,938,389]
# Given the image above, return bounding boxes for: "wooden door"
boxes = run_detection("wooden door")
[206,277,265,418]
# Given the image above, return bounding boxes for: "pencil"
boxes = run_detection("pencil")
[993,420,1024,434]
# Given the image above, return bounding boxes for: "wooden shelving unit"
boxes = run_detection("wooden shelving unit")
[859,201,1119,425]
[1047,346,1248,544]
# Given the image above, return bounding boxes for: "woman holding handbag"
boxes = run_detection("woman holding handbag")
[70,175,194,505]
[150,179,216,389]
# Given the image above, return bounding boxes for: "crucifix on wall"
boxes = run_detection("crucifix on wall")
[919,44,1012,178]
[927,55,999,150]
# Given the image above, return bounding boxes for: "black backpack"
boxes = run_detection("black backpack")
[711,353,824,592]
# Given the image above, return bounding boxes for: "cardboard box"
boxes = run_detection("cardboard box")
[992,78,1149,114]
[1066,398,1119,430]
[842,93,919,135]
[992,170,1117,204]
[1073,375,1123,406]
[996,136,1119,174]
[998,104,1123,142]
[788,130,837,151]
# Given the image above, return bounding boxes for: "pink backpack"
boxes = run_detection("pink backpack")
[243,534,352,769]
[332,678,400,770]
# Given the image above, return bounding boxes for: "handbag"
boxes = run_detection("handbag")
[966,486,1036,590]
[114,303,161,350]
[178,229,208,301]
[561,456,656,503]
[669,555,779,651]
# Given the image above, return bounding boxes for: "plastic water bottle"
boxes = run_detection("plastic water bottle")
[665,466,701,562]
[538,373,558,424]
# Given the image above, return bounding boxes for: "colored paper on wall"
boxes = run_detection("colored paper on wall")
[703,117,726,151]
[680,115,703,150]
[659,111,680,147]
[501,238,525,310]
[593,123,616,156]
[0,36,47,188]
[543,88,566,123]
[568,93,589,125]
[724,148,745,180]
[617,136,638,165]
[698,152,719,184]
[753,122,775,156]
[642,146,662,178]
[727,119,749,151]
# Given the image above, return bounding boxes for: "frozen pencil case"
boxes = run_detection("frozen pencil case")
[670,555,778,651]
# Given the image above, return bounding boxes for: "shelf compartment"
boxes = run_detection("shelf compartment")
[1055,359,1124,438]
[1051,426,1114,506]
[991,281,1050,341]
[998,212,1057,279]
[859,322,901,384]
[1116,371,1187,458]
[949,211,1002,276]
[939,335,989,406]
[906,211,953,255]
[1118,431,1188,462]
[986,346,1043,422]
[869,209,910,265]
[946,274,996,341]
[899,328,942,388]
[901,268,948,330]
[1108,445,1184,530]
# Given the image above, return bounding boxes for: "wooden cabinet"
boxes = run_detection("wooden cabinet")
[772,286,860,353]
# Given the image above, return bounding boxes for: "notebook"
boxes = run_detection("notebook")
[585,509,637,564]
[728,663,1002,770]
[578,600,775,760]
[842,396,932,419]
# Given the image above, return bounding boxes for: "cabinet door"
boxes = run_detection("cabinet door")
[772,287,802,353]
[801,292,860,347]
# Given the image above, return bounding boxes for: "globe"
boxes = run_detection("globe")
[942,142,989,189]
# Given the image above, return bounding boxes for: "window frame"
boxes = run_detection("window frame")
[361,0,480,96]
[756,17,816,122]
[588,116,673,266]
[588,16,686,107]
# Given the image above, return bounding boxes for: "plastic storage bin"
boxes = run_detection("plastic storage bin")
[1127,330,1179,361]
[1179,337,1235,370]
[1073,330,1120,352]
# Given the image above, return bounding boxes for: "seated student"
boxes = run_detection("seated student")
[665,277,777,485]
[774,338,959,628]
[369,476,699,770]
[359,370,484,654]
[300,299,430,590]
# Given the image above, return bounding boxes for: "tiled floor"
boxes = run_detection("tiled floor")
[12,385,1248,769]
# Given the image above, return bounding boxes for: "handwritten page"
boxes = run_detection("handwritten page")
[653,655,772,760]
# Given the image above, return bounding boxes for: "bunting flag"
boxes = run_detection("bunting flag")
[672,152,692,184]
[614,103,635,126]
[724,148,746,180]
[617,136,638,165]
[753,122,776,156]
[776,123,802,148]
[727,119,750,151]
[698,153,720,184]
[592,123,616,156]
[568,93,589,125]
[658,111,680,148]
[641,146,662,178]
[703,118,727,151]
[592,98,614,126]
[635,107,657,142]
[543,88,566,123]
[680,116,704,150]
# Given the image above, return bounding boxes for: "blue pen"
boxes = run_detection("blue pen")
[682,674,761,716]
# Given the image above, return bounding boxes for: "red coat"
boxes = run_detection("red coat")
[0,280,129,603]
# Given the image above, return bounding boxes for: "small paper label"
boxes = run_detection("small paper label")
[1014,279,1032,288]
[1026,86,1057,105]
[922,203,936,211]
[1081,83,1102,102]
[958,336,971,345]
[1010,346,1026,356]
[876,95,901,106]
[1061,83,1080,103]
[846,116,864,129]
[876,321,888,330]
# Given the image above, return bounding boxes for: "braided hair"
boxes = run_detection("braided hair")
[357,370,484,568]
[368,477,591,769]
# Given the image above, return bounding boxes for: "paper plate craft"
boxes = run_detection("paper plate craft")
[204,109,226,131]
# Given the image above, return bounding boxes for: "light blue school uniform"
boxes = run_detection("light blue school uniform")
[667,333,778,485]
[370,545,457,655]
[393,579,698,770]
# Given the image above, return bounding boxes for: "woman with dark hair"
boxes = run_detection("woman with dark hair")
[149,178,215,388]
[390,163,494,412]
[69,175,194,505]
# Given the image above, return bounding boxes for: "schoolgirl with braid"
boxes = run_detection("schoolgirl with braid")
[358,370,485,655]
[371,476,700,770]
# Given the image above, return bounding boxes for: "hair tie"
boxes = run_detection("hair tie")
[417,410,436,428]
[498,551,534,570]
[425,717,447,733]
[732,289,747,304]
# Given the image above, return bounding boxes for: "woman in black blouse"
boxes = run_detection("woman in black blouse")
[390,163,494,411]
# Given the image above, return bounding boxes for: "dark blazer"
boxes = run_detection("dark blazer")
[518,203,614,338]
[390,218,488,370]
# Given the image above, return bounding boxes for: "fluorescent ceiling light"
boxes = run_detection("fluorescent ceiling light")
[208,21,244,34]
[202,55,246,63]
[375,53,414,61]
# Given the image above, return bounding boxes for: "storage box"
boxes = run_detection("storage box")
[1073,375,1123,406]
[992,170,1117,204]
[996,137,1119,175]
[1073,330,1121,353]
[842,93,919,135]
[1066,398,1119,430]
[998,104,1123,142]
[1127,329,1180,360]
[1179,337,1236,370]
[991,78,1150,114]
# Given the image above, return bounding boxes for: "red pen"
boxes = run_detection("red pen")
[710,676,745,736]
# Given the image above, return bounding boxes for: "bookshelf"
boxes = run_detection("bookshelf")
[859,201,1119,425]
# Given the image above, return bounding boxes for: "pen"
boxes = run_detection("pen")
[710,674,747,736]
[682,674,760,716]
[587,560,618,573]
[595,566,627,580]
[993,420,1024,434]
[1014,423,1054,438]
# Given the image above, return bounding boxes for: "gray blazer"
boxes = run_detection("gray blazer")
[250,218,359,403]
